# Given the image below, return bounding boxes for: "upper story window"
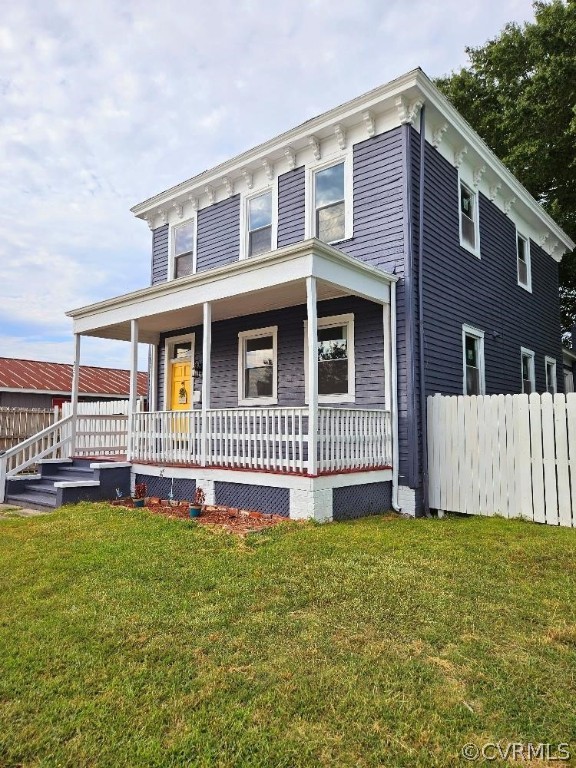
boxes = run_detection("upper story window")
[517,232,532,291]
[238,326,278,405]
[247,191,272,257]
[315,163,345,244]
[305,314,355,403]
[462,324,485,395]
[545,357,557,394]
[459,181,479,256]
[521,348,535,394]
[172,219,195,278]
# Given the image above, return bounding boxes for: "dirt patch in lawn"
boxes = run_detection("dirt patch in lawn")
[112,498,290,535]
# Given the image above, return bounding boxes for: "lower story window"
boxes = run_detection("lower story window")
[305,313,355,402]
[545,357,557,394]
[462,324,485,395]
[238,326,278,404]
[521,348,535,394]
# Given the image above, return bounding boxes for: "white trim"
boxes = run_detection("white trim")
[304,313,356,404]
[237,325,278,406]
[305,153,353,243]
[239,182,278,261]
[462,324,485,395]
[516,230,532,292]
[170,217,197,280]
[520,347,536,394]
[54,480,100,489]
[90,461,132,469]
[545,356,557,394]
[163,333,196,411]
[458,177,480,258]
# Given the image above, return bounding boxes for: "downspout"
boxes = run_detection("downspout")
[417,105,430,515]
[390,280,401,512]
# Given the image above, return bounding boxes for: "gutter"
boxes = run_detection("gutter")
[417,105,430,516]
[390,280,401,512]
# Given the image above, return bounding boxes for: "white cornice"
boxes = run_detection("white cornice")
[131,67,574,256]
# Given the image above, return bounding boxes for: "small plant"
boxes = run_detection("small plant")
[134,482,147,499]
[193,487,205,506]
[115,488,123,499]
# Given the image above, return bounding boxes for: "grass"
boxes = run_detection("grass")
[0,504,575,767]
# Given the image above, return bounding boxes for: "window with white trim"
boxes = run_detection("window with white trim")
[247,190,273,257]
[172,219,195,278]
[313,161,350,244]
[521,348,535,394]
[305,314,355,403]
[545,357,557,394]
[462,325,485,395]
[517,232,531,291]
[459,180,479,255]
[238,326,278,405]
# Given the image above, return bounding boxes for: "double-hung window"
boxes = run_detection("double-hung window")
[247,191,273,257]
[305,314,355,403]
[173,219,195,278]
[459,181,479,255]
[314,162,346,244]
[462,325,485,395]
[545,357,557,394]
[238,326,277,405]
[521,348,535,394]
[517,233,531,291]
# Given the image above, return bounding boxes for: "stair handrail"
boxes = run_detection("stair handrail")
[0,414,73,503]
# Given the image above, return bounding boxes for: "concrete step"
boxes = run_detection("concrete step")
[5,491,57,511]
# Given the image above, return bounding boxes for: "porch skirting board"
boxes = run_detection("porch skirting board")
[130,464,392,522]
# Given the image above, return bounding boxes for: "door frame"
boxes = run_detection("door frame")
[163,333,196,411]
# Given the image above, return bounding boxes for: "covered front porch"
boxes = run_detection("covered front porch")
[67,239,398,483]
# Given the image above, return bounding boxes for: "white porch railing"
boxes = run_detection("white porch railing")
[131,406,392,474]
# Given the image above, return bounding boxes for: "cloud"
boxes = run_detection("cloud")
[0,0,537,366]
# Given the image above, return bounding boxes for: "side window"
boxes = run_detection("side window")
[459,181,479,256]
[521,348,535,394]
[545,357,557,394]
[247,191,273,257]
[172,219,195,278]
[238,326,278,405]
[462,325,485,395]
[305,314,355,403]
[517,233,532,291]
[314,162,346,244]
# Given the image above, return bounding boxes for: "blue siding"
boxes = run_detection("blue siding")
[215,482,290,517]
[420,140,563,399]
[151,224,169,285]
[157,295,386,410]
[277,167,305,247]
[332,481,392,520]
[196,196,240,272]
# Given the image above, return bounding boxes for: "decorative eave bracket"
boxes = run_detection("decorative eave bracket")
[395,96,424,126]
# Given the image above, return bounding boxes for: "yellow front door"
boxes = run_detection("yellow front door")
[170,360,192,411]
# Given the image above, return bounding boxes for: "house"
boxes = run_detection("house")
[0,358,148,409]
[62,68,573,520]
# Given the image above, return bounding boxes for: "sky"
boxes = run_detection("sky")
[0,0,538,371]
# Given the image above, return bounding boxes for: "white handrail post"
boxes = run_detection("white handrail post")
[70,333,81,458]
[0,453,6,503]
[201,301,212,467]
[306,276,318,475]
[127,319,139,461]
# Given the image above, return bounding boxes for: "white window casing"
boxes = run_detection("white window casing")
[170,218,197,279]
[238,326,278,405]
[521,347,536,394]
[462,324,485,395]
[516,231,532,292]
[163,333,195,410]
[304,313,356,403]
[545,356,557,394]
[305,153,353,244]
[458,178,480,258]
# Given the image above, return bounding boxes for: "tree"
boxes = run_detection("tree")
[435,0,576,335]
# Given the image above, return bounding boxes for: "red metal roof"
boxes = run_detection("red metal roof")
[0,358,148,397]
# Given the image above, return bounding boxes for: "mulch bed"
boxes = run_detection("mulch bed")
[112,497,289,535]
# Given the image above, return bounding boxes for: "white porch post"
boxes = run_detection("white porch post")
[306,276,318,475]
[127,319,139,461]
[70,333,81,458]
[201,302,212,467]
[149,343,158,412]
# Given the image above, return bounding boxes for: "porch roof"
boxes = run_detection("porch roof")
[67,239,397,344]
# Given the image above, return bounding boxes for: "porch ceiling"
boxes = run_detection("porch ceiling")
[67,239,397,344]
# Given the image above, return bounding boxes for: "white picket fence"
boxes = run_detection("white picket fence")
[428,393,576,527]
[61,400,131,457]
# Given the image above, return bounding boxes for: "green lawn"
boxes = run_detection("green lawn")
[0,504,574,767]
